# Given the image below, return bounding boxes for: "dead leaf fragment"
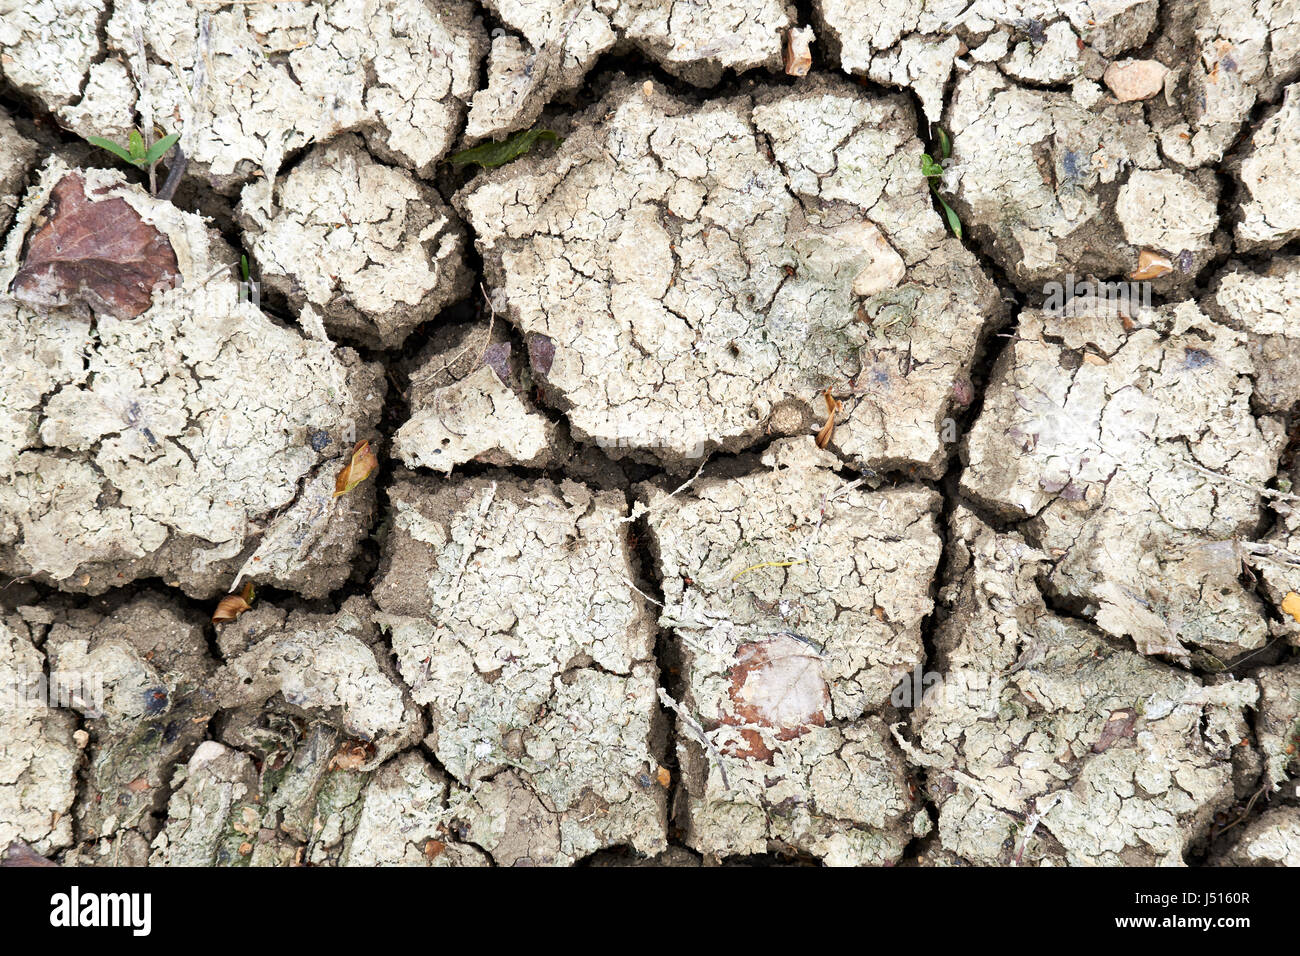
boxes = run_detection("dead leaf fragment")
[722,634,829,760]
[1282,591,1300,623]
[329,740,375,771]
[212,581,256,623]
[1130,249,1173,281]
[12,172,181,319]
[424,839,446,861]
[656,767,672,788]
[784,26,814,77]
[1092,708,1139,753]
[334,440,379,498]
[815,387,842,449]
[1,841,57,867]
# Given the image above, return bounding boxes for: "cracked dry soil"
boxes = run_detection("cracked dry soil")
[1,0,1299,868]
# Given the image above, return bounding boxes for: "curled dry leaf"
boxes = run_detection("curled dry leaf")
[212,582,256,624]
[1130,249,1173,281]
[784,26,814,77]
[815,387,842,449]
[334,440,379,498]
[329,740,375,771]
[11,173,181,319]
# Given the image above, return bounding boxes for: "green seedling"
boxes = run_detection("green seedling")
[921,126,962,239]
[87,128,180,170]
[450,127,562,170]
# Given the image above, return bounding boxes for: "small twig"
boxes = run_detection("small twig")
[155,145,187,201]
[1215,784,1268,837]
[658,689,730,790]
[1012,790,1065,865]
[473,282,499,369]
[613,458,708,526]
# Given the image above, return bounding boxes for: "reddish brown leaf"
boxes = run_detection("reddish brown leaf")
[333,440,379,498]
[11,173,181,319]
[424,839,446,861]
[1,841,57,867]
[721,635,829,761]
[1092,707,1139,753]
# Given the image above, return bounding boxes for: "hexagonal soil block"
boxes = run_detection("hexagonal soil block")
[643,438,941,863]
[962,301,1282,662]
[459,77,999,475]
[373,472,667,864]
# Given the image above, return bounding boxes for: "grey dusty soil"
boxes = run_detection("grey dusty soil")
[1,0,1299,867]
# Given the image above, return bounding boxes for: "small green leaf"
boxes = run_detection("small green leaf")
[936,193,963,239]
[142,132,180,167]
[936,127,951,160]
[240,254,250,283]
[920,153,944,179]
[128,128,146,163]
[86,136,135,164]
[450,128,561,170]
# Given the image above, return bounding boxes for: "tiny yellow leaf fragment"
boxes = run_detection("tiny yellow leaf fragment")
[212,581,256,624]
[334,439,379,498]
[1282,591,1300,623]
[656,767,672,787]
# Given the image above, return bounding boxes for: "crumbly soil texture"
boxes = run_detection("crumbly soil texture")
[1,0,1299,867]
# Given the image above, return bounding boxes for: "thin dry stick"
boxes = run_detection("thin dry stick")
[658,689,730,790]
[415,285,499,389]
[614,458,708,526]
[1012,790,1065,865]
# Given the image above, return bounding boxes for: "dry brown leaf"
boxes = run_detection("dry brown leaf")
[784,27,813,76]
[1091,707,1139,753]
[424,839,446,861]
[11,173,181,319]
[815,387,842,449]
[656,767,672,788]
[334,440,379,498]
[212,581,256,623]
[721,634,829,761]
[328,740,374,771]
[1130,249,1173,280]
[1,841,58,867]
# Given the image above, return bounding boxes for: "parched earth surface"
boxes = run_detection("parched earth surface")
[1,0,1299,867]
